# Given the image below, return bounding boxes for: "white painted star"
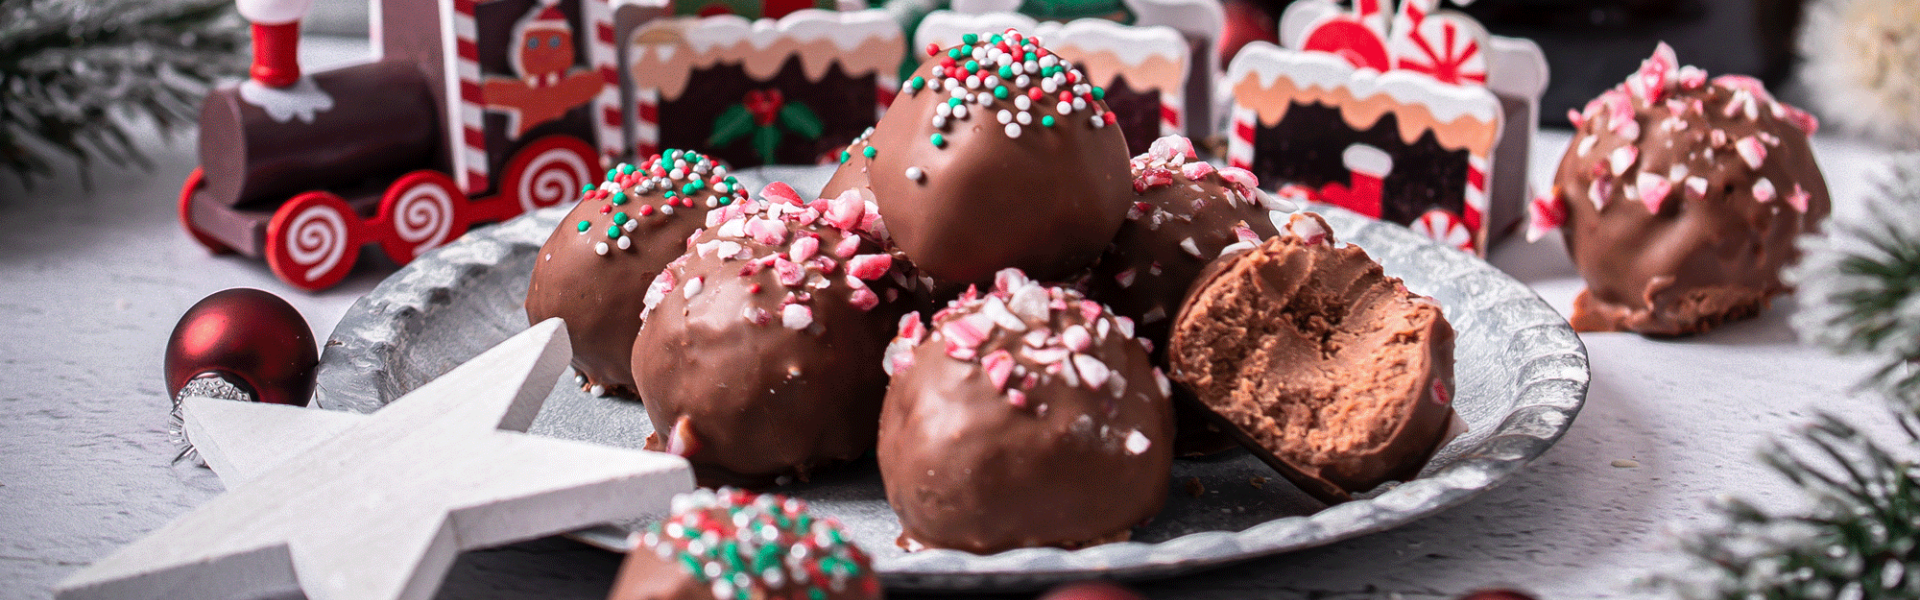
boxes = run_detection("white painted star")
[56,319,693,600]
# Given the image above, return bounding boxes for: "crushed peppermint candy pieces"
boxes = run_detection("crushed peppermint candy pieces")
[884,268,1170,427]
[1548,42,1822,225]
[641,183,904,331]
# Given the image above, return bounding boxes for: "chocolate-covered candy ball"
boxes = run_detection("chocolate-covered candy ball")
[820,29,1133,286]
[608,488,882,600]
[1534,43,1829,336]
[878,269,1173,553]
[1081,135,1289,456]
[635,184,914,488]
[1168,213,1458,504]
[527,150,746,396]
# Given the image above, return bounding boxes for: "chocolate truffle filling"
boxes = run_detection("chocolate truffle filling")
[1169,214,1457,504]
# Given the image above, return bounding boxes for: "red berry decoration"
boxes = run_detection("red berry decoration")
[1037,581,1147,600]
[165,288,318,407]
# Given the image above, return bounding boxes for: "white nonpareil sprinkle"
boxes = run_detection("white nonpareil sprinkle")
[1005,123,1022,138]
[594,242,609,256]
[617,236,633,250]
[905,166,925,181]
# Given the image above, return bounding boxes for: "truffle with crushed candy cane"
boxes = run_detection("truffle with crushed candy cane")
[1540,42,1830,336]
[877,268,1174,554]
[1168,212,1461,505]
[632,183,916,488]
[820,29,1132,285]
[607,488,881,600]
[527,150,746,397]
[1078,134,1292,457]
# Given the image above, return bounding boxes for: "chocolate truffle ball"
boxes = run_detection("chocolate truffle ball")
[1168,213,1459,504]
[1081,134,1292,456]
[819,29,1133,286]
[1532,43,1829,336]
[634,183,914,488]
[527,150,746,396]
[877,269,1174,553]
[608,488,882,600]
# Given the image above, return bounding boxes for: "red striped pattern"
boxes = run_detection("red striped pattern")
[601,106,622,127]
[1466,163,1485,190]
[1160,103,1180,129]
[638,102,658,123]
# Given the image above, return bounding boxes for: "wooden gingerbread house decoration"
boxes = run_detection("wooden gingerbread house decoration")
[181,0,623,290]
[622,9,905,167]
[1227,0,1545,254]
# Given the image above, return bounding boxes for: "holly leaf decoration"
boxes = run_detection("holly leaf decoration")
[709,104,754,147]
[778,103,824,140]
[753,125,781,165]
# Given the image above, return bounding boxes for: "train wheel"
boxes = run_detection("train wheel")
[375,170,468,265]
[266,191,360,291]
[501,135,598,217]
[1409,208,1476,254]
[177,168,235,254]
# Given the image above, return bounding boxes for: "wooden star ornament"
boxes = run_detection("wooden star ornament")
[56,319,694,600]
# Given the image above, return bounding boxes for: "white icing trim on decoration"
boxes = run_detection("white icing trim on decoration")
[239,77,335,123]
[1227,42,1500,124]
[1123,0,1223,47]
[1343,143,1392,177]
[680,9,901,54]
[1032,19,1188,67]
[236,0,313,25]
[950,0,1020,13]
[1279,0,1341,50]
[915,11,1038,52]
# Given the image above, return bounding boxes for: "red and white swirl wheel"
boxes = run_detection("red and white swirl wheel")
[503,135,599,215]
[1389,9,1489,85]
[267,191,360,291]
[1409,208,1475,254]
[375,170,468,265]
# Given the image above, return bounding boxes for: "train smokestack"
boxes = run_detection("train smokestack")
[236,0,314,87]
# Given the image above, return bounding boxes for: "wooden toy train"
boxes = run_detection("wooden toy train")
[179,0,1543,291]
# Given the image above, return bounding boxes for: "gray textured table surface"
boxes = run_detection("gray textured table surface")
[0,36,1907,600]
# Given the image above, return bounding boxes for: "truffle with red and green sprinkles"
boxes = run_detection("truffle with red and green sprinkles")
[634,182,917,488]
[607,488,882,600]
[820,29,1132,286]
[876,268,1173,553]
[527,150,746,397]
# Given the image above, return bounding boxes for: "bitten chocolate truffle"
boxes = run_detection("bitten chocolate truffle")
[1530,43,1830,336]
[1081,134,1291,456]
[634,183,913,488]
[819,29,1133,285]
[608,488,882,600]
[877,269,1174,553]
[1168,213,1458,504]
[527,150,746,396]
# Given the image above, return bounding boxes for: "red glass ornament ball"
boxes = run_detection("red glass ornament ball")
[165,288,318,406]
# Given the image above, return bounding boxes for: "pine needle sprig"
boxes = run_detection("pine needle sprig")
[1658,415,1920,600]
[1790,154,1920,411]
[1655,154,1920,600]
[0,0,246,186]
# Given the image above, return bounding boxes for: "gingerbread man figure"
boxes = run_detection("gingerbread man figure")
[483,3,603,139]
